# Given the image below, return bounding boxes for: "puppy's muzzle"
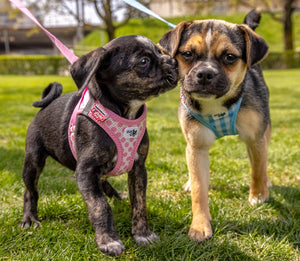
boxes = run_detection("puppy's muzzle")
[186,63,228,97]
[161,55,178,86]
[166,70,178,86]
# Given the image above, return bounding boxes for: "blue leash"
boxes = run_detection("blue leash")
[122,0,176,28]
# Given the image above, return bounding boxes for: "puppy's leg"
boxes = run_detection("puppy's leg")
[128,164,159,246]
[101,180,127,200]
[75,164,124,256]
[187,144,212,242]
[19,144,47,229]
[246,124,271,205]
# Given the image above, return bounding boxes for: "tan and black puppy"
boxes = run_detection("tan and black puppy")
[19,35,178,256]
[159,10,271,242]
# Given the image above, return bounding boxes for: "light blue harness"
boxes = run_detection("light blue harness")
[181,93,242,139]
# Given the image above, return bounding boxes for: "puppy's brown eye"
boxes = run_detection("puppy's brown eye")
[181,51,193,60]
[137,57,150,67]
[224,54,238,64]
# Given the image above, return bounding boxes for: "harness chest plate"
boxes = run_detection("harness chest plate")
[68,88,147,176]
[180,91,242,139]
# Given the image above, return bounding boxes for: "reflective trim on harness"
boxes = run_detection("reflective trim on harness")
[68,88,147,176]
[180,92,242,139]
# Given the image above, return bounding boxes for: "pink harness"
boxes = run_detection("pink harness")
[68,88,147,176]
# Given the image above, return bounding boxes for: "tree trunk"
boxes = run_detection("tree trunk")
[4,29,10,54]
[103,0,115,41]
[283,0,295,51]
[106,23,115,41]
[75,0,83,43]
[93,0,116,41]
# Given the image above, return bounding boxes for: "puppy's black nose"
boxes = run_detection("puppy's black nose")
[196,69,216,85]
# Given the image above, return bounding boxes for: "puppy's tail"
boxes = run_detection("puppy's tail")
[32,82,63,108]
[243,8,261,31]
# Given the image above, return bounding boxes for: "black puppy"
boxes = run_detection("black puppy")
[20,35,178,256]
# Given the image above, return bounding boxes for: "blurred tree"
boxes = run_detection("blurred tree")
[238,0,296,51]
[37,0,148,41]
[90,0,149,41]
[7,0,148,42]
[283,0,295,51]
[261,0,296,51]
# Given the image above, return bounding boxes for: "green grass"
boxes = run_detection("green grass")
[0,70,299,260]
[76,12,300,55]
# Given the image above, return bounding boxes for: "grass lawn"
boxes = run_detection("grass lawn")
[0,69,299,260]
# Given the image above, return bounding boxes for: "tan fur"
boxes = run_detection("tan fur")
[237,109,271,204]
[165,18,270,243]
[178,27,248,103]
[179,105,215,241]
[180,34,207,55]
[177,55,193,78]
[210,33,237,57]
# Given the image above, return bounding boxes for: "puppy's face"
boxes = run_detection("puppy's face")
[159,20,268,102]
[71,35,178,104]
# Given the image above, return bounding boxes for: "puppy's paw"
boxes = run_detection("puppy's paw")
[19,216,41,229]
[248,193,269,205]
[183,179,191,192]
[188,224,212,242]
[249,178,271,205]
[98,239,125,256]
[249,186,269,205]
[133,232,160,246]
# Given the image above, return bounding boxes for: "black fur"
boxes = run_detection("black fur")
[19,35,178,256]
[243,8,261,31]
[32,82,62,108]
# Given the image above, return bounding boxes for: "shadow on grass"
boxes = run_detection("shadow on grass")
[112,183,299,260]
[270,185,300,215]
[124,203,259,261]
[210,185,299,250]
[2,147,297,259]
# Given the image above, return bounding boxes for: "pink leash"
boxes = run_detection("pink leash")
[9,0,78,64]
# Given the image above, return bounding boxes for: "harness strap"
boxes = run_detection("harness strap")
[181,92,242,139]
[68,88,147,176]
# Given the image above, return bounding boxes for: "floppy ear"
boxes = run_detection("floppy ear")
[158,21,191,58]
[70,47,108,90]
[238,24,269,69]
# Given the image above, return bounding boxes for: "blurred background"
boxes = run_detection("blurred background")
[1,0,300,73]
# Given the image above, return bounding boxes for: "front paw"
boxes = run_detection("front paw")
[19,215,41,229]
[188,223,212,242]
[133,232,160,246]
[249,185,269,205]
[96,235,124,256]
[248,193,269,205]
